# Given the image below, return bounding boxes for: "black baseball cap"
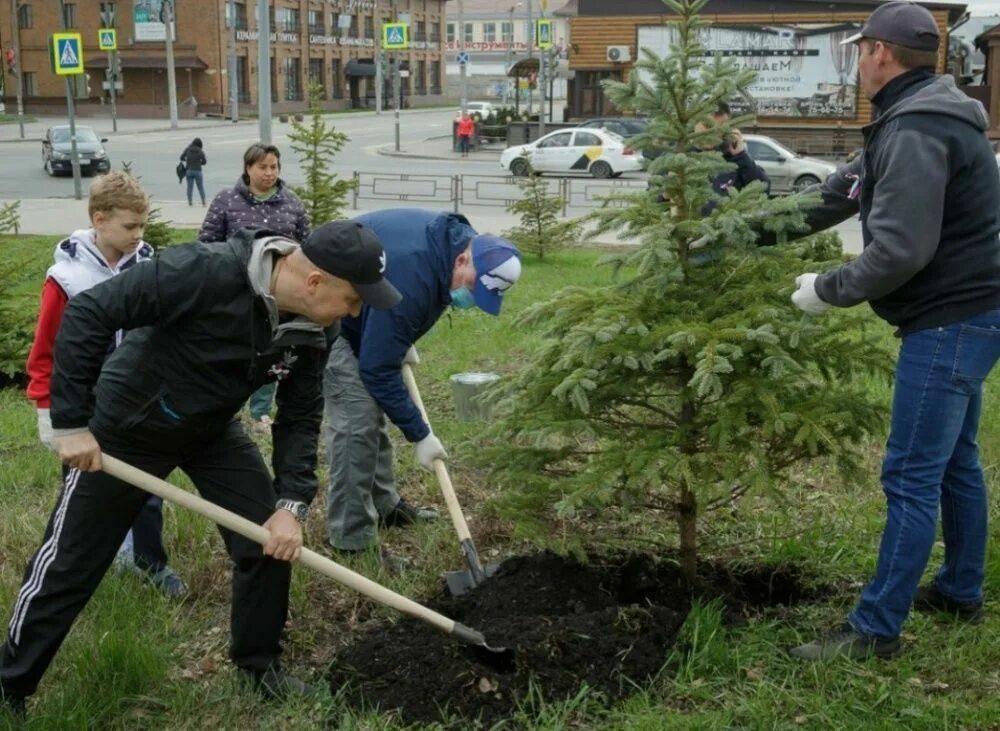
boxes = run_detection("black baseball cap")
[300,221,401,310]
[841,2,940,52]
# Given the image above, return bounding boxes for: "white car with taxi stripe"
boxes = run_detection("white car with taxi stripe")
[500,127,643,178]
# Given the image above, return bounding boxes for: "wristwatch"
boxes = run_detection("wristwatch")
[275,499,309,522]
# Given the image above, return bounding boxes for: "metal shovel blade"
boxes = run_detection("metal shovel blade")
[451,622,516,671]
[445,561,501,596]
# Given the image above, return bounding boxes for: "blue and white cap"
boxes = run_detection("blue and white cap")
[471,235,521,316]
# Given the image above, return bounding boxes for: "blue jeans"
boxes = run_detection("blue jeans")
[248,382,276,422]
[185,170,205,205]
[849,308,1000,639]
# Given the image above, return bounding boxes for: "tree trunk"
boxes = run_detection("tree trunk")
[677,483,698,585]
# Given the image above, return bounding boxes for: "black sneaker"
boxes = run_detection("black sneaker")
[788,623,902,661]
[379,499,439,528]
[239,666,320,702]
[913,585,984,624]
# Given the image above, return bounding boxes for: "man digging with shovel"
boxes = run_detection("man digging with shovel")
[0,222,401,720]
[324,209,521,571]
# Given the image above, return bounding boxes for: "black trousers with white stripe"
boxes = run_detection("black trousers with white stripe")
[0,420,291,699]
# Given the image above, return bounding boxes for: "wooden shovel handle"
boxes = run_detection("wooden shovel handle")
[100,454,458,636]
[401,363,474,543]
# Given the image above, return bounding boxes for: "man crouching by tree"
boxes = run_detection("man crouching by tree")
[0,222,400,720]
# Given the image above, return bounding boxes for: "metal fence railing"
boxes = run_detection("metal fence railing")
[351,172,648,215]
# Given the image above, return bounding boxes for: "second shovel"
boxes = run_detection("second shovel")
[402,362,499,595]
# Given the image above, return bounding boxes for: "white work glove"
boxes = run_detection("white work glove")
[403,345,420,366]
[791,273,832,315]
[689,235,710,250]
[415,433,447,471]
[37,408,55,450]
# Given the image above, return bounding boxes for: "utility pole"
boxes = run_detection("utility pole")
[458,0,466,116]
[107,49,118,132]
[526,0,533,116]
[228,0,238,122]
[537,13,546,135]
[10,0,25,138]
[374,0,382,115]
[163,0,178,129]
[257,0,272,143]
[391,0,401,151]
[58,0,82,199]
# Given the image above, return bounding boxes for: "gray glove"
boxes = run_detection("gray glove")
[415,433,447,471]
[403,345,420,366]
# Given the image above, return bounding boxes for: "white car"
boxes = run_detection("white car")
[458,101,496,118]
[500,127,643,179]
[743,134,838,194]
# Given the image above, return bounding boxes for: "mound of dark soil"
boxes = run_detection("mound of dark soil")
[328,552,826,727]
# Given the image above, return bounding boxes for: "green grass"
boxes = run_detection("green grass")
[0,113,37,125]
[1,243,998,729]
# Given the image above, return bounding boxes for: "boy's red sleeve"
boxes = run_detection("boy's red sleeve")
[25,278,69,408]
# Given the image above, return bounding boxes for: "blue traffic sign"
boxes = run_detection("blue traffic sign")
[456,51,470,65]
[51,32,84,76]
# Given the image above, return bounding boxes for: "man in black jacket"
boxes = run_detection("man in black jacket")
[705,101,770,208]
[780,2,1000,660]
[0,222,400,715]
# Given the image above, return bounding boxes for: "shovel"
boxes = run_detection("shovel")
[401,363,500,596]
[99,454,513,668]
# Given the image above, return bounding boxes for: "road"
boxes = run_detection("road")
[0,109,504,203]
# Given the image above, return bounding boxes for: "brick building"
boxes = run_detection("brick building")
[0,1,450,118]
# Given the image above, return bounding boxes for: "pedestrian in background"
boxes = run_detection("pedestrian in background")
[199,143,311,434]
[180,137,207,207]
[457,113,475,158]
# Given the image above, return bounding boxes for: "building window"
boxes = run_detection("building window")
[415,20,426,42]
[463,23,473,43]
[284,57,302,101]
[502,22,513,44]
[446,23,454,43]
[331,59,343,99]
[308,9,324,35]
[365,15,374,39]
[17,4,32,29]
[62,2,77,28]
[415,60,426,95]
[348,14,359,38]
[429,20,440,43]
[483,22,495,43]
[429,60,440,94]
[276,8,300,34]
[270,55,278,102]
[232,2,248,31]
[309,58,325,97]
[237,56,250,103]
[22,71,37,96]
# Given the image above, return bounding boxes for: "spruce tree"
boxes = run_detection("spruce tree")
[119,161,173,247]
[288,83,356,224]
[503,161,583,259]
[0,200,20,235]
[479,0,892,584]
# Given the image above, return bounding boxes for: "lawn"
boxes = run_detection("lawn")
[0,235,997,730]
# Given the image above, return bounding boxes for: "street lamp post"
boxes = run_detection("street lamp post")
[257,0,272,143]
[10,0,25,138]
[458,0,466,117]
[163,0,178,129]
[227,0,238,122]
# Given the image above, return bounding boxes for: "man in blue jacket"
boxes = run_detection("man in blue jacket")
[324,209,521,563]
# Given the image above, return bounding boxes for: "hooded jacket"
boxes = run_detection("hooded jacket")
[26,229,153,409]
[336,209,478,442]
[768,69,1000,333]
[49,229,328,504]
[198,178,310,244]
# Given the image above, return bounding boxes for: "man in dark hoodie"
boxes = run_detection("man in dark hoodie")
[324,209,521,566]
[703,101,770,210]
[777,2,1000,661]
[0,222,401,718]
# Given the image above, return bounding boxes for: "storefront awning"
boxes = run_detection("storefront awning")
[506,57,540,77]
[88,56,208,70]
[345,59,376,77]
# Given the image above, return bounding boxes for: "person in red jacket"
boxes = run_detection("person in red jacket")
[24,171,187,599]
[456,113,475,158]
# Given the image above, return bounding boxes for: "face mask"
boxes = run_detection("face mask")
[450,286,475,310]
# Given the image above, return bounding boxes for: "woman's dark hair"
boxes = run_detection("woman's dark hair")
[242,143,281,183]
[191,137,203,148]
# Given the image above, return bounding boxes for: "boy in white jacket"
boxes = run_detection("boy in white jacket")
[24,171,186,598]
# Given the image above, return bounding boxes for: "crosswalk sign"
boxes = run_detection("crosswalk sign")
[51,32,84,76]
[383,22,408,50]
[536,19,553,50]
[98,28,117,52]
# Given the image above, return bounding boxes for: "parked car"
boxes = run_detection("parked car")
[458,101,497,118]
[742,134,837,194]
[42,125,111,177]
[577,117,649,137]
[500,127,643,178]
